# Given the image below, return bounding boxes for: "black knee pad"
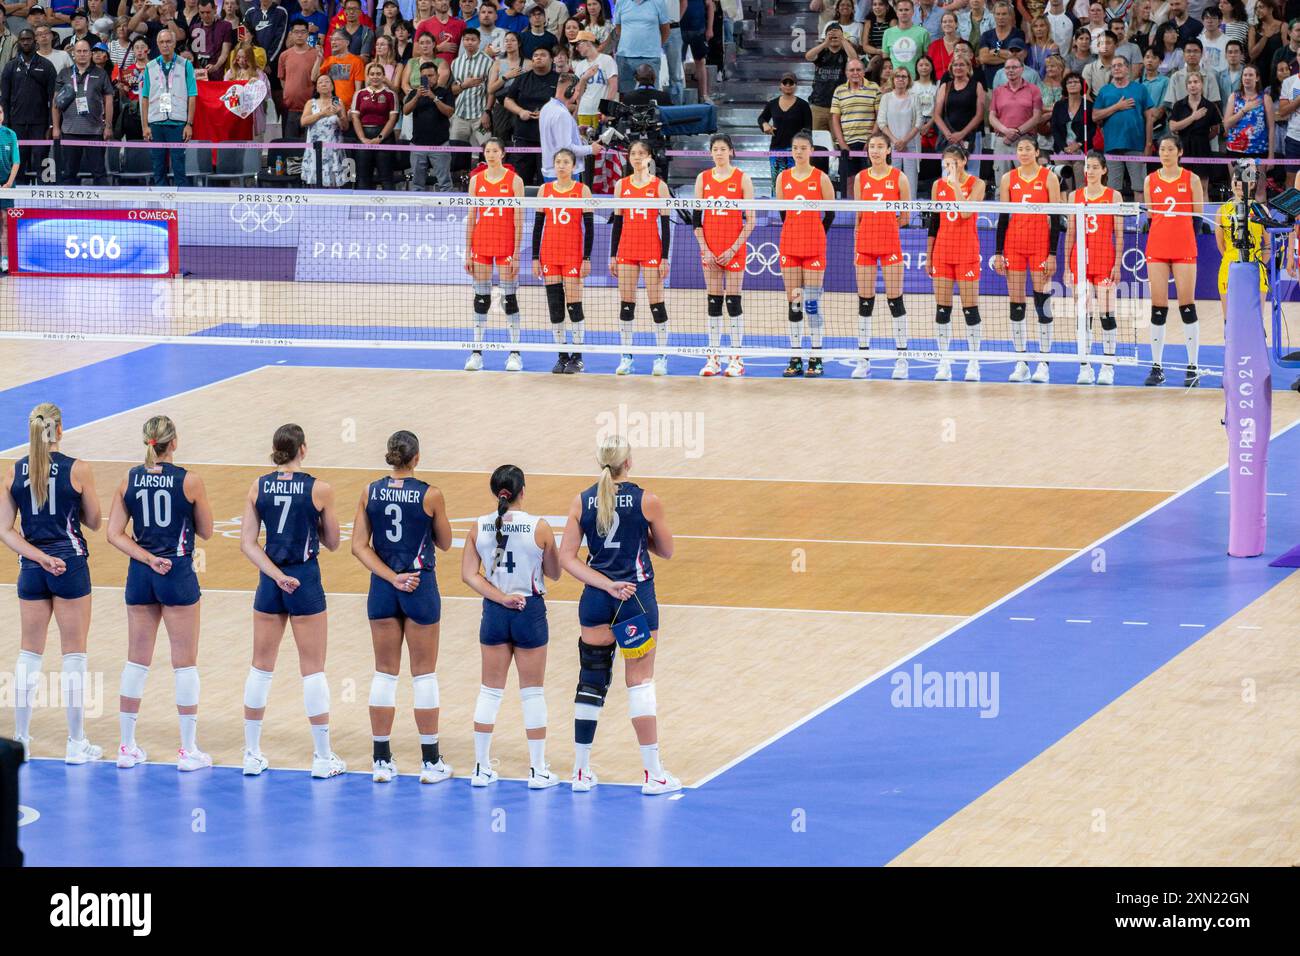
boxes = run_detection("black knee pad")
[707,294,724,317]
[1100,313,1117,332]
[858,295,875,317]
[574,638,615,708]
[620,301,636,322]
[567,302,585,322]
[544,282,566,323]
[473,293,491,315]
[650,302,669,324]
[725,295,743,317]
[788,301,803,323]
[963,306,981,327]
[502,294,519,315]
[1009,301,1027,323]
[887,296,907,318]
[935,304,952,325]
[1179,303,1198,325]
[1151,305,1168,327]
[1033,291,1052,324]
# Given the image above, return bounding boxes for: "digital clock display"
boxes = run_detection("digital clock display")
[7,209,179,277]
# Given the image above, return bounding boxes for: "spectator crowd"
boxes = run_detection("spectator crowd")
[0,0,732,187]
[786,0,1300,201]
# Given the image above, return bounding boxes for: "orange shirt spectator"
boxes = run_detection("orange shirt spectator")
[316,44,366,108]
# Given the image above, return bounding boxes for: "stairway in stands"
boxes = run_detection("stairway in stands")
[668,0,817,195]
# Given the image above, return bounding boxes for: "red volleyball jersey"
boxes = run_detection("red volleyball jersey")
[777,167,829,258]
[855,167,903,256]
[933,173,979,263]
[538,180,584,264]
[700,167,745,254]
[1145,168,1196,260]
[1075,185,1118,276]
[617,176,663,261]
[1006,165,1051,254]
[471,168,518,257]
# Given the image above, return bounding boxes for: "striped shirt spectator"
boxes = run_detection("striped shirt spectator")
[451,40,493,121]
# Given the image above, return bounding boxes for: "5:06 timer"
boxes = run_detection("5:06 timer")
[63,234,124,260]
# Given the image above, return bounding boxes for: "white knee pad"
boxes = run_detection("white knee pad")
[243,666,274,710]
[61,652,87,694]
[119,661,149,700]
[627,680,657,719]
[473,685,504,725]
[174,666,200,708]
[520,686,547,731]
[412,672,439,710]
[16,650,43,697]
[302,672,330,718]
[369,671,398,708]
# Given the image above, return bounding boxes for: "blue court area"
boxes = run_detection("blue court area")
[8,342,1298,866]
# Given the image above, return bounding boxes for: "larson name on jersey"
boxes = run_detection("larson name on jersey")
[132,472,176,488]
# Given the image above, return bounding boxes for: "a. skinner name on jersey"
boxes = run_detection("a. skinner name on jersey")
[376,487,422,503]
[262,479,304,494]
[132,472,175,488]
[586,494,634,509]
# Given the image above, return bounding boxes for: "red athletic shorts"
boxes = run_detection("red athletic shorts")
[541,260,582,277]
[856,250,903,267]
[932,259,980,281]
[1145,254,1196,265]
[1004,249,1051,272]
[472,253,516,267]
[780,253,825,271]
[703,246,746,272]
[617,256,662,268]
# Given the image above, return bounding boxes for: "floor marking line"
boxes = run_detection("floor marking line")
[690,418,1300,789]
[1123,621,1150,625]
[1009,616,1036,621]
[674,534,1079,552]
[1179,623,1207,629]
[1066,619,1092,623]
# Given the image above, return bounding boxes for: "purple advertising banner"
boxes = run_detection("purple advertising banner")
[1224,261,1272,558]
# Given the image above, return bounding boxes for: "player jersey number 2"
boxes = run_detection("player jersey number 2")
[602,510,620,549]
[1161,196,1176,217]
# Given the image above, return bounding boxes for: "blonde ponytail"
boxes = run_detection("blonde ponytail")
[143,415,177,467]
[595,436,631,537]
[27,403,62,509]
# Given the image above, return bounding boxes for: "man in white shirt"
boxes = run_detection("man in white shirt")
[1163,36,1222,107]
[1045,0,1077,53]
[572,30,617,126]
[539,73,601,179]
[1199,6,1228,73]
[476,1,509,58]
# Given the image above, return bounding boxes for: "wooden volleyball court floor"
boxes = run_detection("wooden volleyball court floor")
[2,339,1298,866]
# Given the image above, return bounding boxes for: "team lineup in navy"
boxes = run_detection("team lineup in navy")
[3,406,681,795]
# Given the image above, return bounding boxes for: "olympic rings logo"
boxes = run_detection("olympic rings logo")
[230,201,295,233]
[745,241,783,276]
[1121,246,1146,277]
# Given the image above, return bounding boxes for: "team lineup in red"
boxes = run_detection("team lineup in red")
[461,130,1206,386]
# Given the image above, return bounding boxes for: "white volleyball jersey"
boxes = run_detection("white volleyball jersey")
[474,509,546,595]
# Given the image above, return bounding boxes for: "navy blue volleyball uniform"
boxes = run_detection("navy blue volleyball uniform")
[576,480,659,631]
[364,475,441,625]
[10,452,91,600]
[123,463,201,607]
[253,470,327,616]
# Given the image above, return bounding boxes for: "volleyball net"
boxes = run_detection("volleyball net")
[0,186,1147,370]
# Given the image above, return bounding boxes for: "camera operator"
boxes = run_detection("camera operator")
[504,45,558,185]
[541,72,603,181]
[624,63,671,106]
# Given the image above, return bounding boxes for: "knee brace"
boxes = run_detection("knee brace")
[544,282,566,323]
[887,296,907,318]
[935,304,953,325]
[567,302,585,323]
[1179,303,1198,324]
[520,685,547,730]
[725,295,743,317]
[173,665,200,708]
[1009,301,1027,323]
[1151,305,1169,327]
[649,301,669,324]
[858,295,875,317]
[575,638,615,708]
[963,306,982,327]
[302,671,330,718]
[627,680,657,719]
[243,666,273,710]
[119,660,149,700]
[472,279,492,297]
[412,672,439,710]
[61,652,86,694]
[474,684,505,724]
[502,294,520,317]
[1100,313,1117,332]
[368,671,398,708]
[707,294,724,317]
[788,300,803,322]
[619,301,636,322]
[1033,290,1053,324]
[473,293,492,317]
[15,650,42,698]
[801,287,822,317]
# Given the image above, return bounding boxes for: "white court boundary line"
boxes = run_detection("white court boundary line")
[690,416,1300,788]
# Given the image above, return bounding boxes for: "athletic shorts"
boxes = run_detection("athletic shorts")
[479,594,549,648]
[856,250,902,267]
[254,558,327,617]
[472,253,516,267]
[704,246,745,272]
[682,29,709,60]
[16,555,91,601]
[367,570,441,625]
[779,253,825,271]
[1005,249,1050,272]
[932,259,981,281]
[540,259,582,277]
[578,577,659,632]
[124,556,200,607]
[1069,272,1117,287]
[1145,255,1197,265]
[617,256,662,268]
